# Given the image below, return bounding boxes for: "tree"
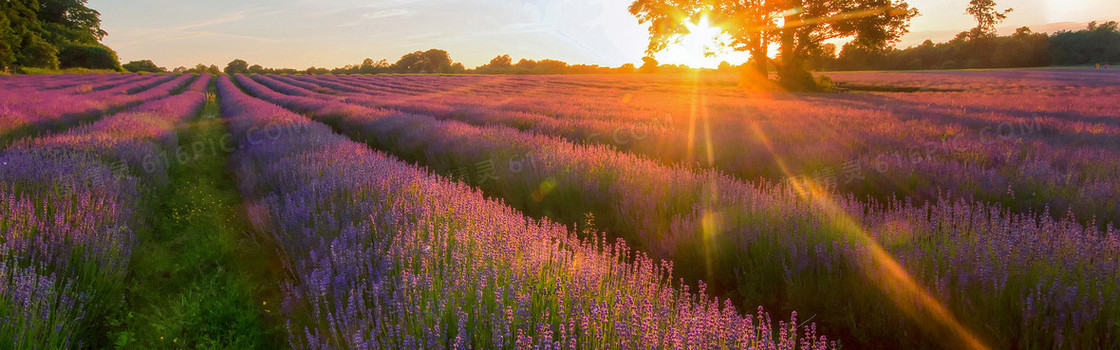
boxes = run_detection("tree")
[631,0,780,76]
[419,49,451,73]
[447,62,466,74]
[475,54,515,73]
[57,44,117,70]
[0,11,16,70]
[1,0,118,71]
[513,58,536,71]
[639,56,658,73]
[392,49,453,73]
[489,54,512,69]
[391,51,422,73]
[306,66,330,75]
[805,43,837,70]
[965,0,1011,38]
[2,0,56,70]
[248,64,265,74]
[122,59,164,73]
[224,59,249,75]
[630,0,917,90]
[1051,21,1120,65]
[18,34,59,69]
[535,59,568,74]
[37,0,106,49]
[358,58,388,74]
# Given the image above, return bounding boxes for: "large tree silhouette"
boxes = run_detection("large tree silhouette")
[965,0,1011,38]
[630,0,917,90]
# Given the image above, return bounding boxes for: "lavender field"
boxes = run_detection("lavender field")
[2,69,1118,349]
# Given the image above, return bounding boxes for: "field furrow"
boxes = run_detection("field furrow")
[218,74,831,349]
[0,75,208,348]
[1,74,196,146]
[276,73,1120,227]
[233,72,1120,349]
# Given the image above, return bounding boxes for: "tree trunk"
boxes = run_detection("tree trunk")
[777,1,816,90]
[752,39,770,77]
[748,32,768,77]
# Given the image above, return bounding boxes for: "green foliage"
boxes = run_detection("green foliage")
[179,63,223,75]
[813,74,837,92]
[831,22,1118,71]
[391,48,452,73]
[3,0,52,70]
[305,66,329,75]
[473,54,624,74]
[38,0,106,46]
[224,59,248,75]
[1050,21,1120,65]
[357,58,386,74]
[223,53,633,76]
[17,33,58,69]
[57,44,119,70]
[16,66,115,74]
[0,0,110,71]
[122,59,164,73]
[111,86,285,348]
[0,13,16,70]
[490,54,512,69]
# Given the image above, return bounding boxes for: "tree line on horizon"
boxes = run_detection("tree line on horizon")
[146,20,1117,77]
[157,49,665,76]
[824,21,1120,71]
[153,0,1116,79]
[5,0,1116,77]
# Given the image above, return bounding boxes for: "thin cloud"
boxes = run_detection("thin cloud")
[362,9,412,20]
[336,8,414,27]
[111,6,282,48]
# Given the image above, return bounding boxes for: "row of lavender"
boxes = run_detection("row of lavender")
[0,73,136,92]
[235,73,1120,349]
[0,75,209,347]
[217,75,833,349]
[273,72,1120,226]
[0,74,192,144]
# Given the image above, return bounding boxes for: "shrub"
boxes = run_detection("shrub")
[58,45,121,71]
[122,60,164,73]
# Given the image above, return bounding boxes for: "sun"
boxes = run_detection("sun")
[655,15,751,69]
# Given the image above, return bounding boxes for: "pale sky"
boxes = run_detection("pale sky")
[89,0,1119,69]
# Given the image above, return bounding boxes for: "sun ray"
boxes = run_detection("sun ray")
[747,122,990,350]
[657,15,751,68]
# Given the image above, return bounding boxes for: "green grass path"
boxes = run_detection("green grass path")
[108,87,289,349]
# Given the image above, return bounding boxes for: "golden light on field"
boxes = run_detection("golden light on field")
[656,15,751,69]
[745,121,991,350]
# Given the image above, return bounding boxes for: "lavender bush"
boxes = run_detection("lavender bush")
[219,75,833,349]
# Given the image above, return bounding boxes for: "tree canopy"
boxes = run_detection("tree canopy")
[965,0,1011,38]
[224,58,249,75]
[122,59,165,73]
[629,0,917,89]
[826,21,1120,71]
[0,0,115,71]
[57,43,118,70]
[391,49,460,73]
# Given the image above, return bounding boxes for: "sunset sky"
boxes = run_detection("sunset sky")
[89,0,1119,69]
